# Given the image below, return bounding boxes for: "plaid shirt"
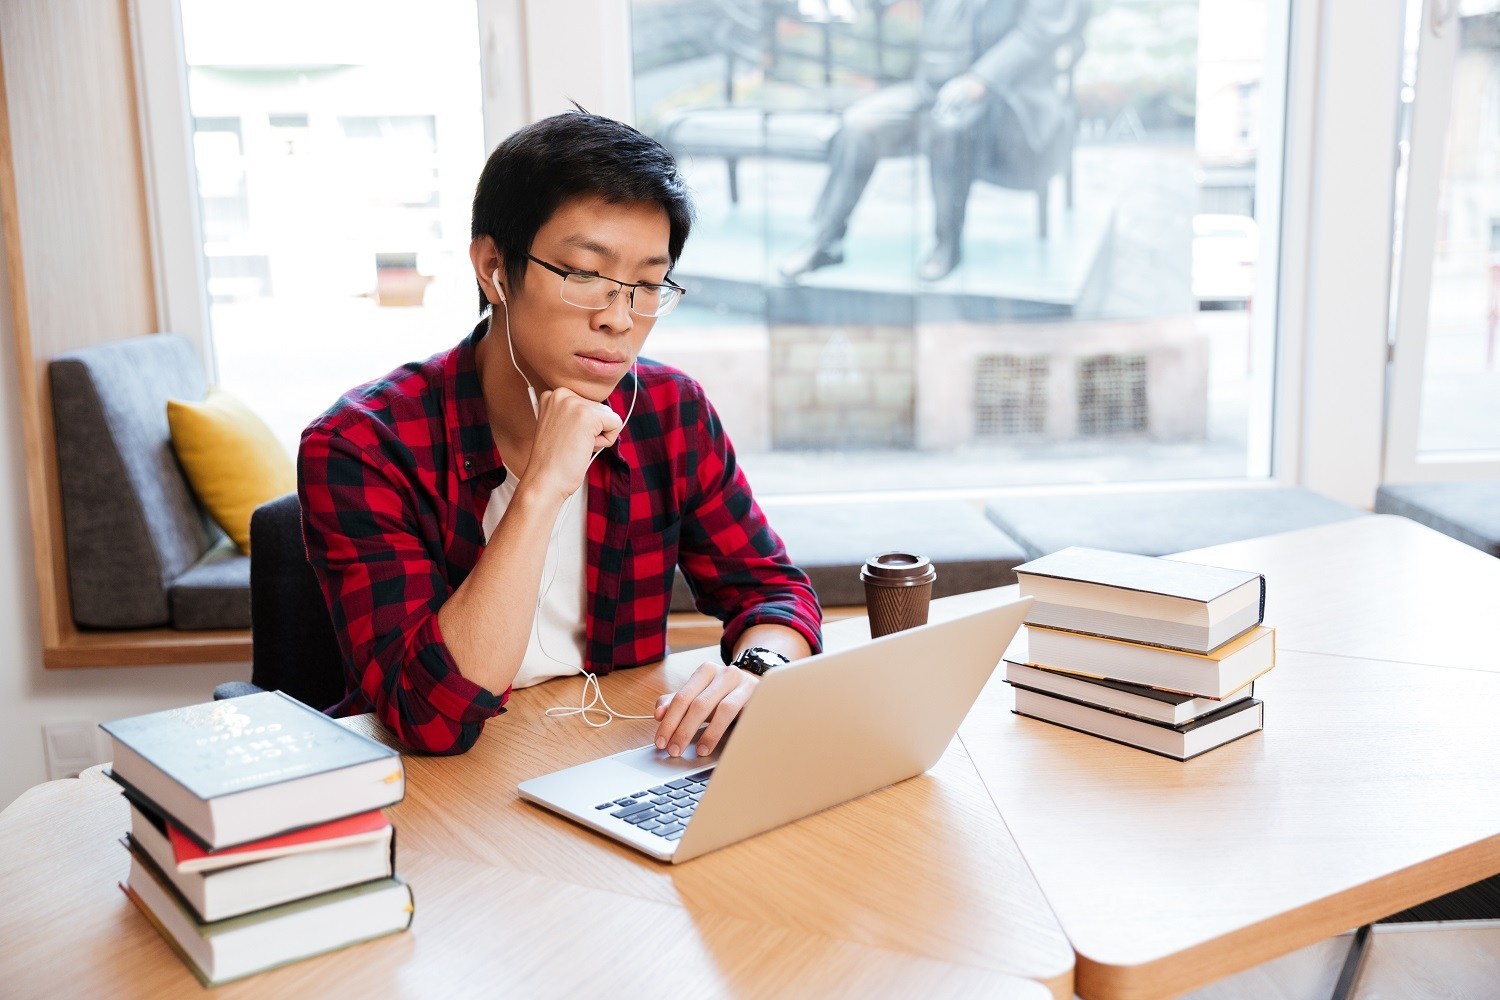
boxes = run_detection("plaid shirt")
[299,322,822,754]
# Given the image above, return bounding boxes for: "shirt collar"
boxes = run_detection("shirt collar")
[446,318,504,484]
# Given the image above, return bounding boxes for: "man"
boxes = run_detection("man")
[779,0,1085,282]
[300,111,822,758]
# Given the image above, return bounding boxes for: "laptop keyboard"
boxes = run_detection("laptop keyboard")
[594,768,714,842]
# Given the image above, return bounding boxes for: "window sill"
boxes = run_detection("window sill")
[43,626,251,669]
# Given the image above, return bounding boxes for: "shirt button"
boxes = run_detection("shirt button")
[463,460,474,472]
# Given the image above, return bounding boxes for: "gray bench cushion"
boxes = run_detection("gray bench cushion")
[170,541,252,630]
[1375,482,1500,557]
[50,334,249,630]
[672,500,1029,611]
[985,487,1367,560]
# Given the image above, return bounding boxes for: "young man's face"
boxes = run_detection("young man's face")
[501,193,672,403]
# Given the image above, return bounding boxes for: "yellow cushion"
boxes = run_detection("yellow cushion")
[167,388,296,555]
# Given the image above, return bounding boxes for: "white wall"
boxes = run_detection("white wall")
[0,237,248,810]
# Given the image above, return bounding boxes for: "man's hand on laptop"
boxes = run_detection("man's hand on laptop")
[653,661,757,758]
[653,625,812,757]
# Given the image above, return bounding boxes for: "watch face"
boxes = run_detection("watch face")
[736,648,787,676]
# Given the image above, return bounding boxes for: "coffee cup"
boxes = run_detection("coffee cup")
[860,552,938,639]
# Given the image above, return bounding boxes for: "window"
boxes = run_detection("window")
[176,0,484,452]
[1386,0,1500,479]
[1410,4,1500,455]
[973,355,1048,439]
[632,0,1287,493]
[158,0,1293,492]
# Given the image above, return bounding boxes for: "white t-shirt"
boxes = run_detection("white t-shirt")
[481,469,586,689]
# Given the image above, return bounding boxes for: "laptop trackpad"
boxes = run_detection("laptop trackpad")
[614,742,718,780]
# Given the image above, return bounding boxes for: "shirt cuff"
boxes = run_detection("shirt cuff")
[720,604,824,665]
[402,610,510,723]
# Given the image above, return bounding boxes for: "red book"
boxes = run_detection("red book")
[167,809,391,873]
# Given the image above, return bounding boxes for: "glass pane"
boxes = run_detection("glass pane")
[1415,4,1500,454]
[632,0,1281,492]
[179,0,483,452]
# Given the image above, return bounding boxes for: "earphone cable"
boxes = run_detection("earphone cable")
[487,282,650,727]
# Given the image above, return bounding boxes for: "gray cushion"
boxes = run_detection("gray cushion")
[50,334,220,627]
[1376,482,1500,557]
[985,487,1367,560]
[169,540,251,630]
[672,500,1029,610]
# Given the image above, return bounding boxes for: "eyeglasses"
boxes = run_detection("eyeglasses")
[525,254,686,318]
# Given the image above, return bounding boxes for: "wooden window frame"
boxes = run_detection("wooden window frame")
[0,0,248,668]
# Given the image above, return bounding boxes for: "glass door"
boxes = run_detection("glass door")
[1386,0,1500,481]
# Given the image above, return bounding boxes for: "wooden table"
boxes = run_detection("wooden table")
[943,515,1500,999]
[3,515,1493,999]
[0,654,1071,997]
[1172,513,1500,673]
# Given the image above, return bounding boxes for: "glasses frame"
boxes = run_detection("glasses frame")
[524,253,686,318]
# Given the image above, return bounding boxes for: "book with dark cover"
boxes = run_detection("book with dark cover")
[1004,660,1255,726]
[1015,547,1266,653]
[1012,684,1265,761]
[101,691,404,849]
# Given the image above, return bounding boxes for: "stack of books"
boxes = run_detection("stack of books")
[1007,547,1274,760]
[99,690,412,986]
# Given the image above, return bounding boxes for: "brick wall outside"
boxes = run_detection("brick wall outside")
[769,324,915,449]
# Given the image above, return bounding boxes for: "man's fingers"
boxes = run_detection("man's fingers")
[664,666,742,757]
[655,663,716,752]
[695,680,753,756]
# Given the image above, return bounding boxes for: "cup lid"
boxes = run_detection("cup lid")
[860,551,937,585]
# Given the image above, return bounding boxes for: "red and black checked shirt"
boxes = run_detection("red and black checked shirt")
[299,322,823,754]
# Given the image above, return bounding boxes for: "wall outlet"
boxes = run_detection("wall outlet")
[43,721,105,780]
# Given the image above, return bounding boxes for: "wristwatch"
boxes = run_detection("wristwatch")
[731,646,790,677]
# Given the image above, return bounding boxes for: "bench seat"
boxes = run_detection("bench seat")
[1375,482,1500,557]
[984,487,1367,560]
[672,499,1029,612]
[50,334,250,631]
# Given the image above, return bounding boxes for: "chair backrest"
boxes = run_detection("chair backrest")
[250,493,347,712]
[49,334,219,628]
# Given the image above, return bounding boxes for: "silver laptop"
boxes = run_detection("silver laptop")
[518,597,1032,863]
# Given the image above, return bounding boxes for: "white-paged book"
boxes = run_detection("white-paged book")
[123,846,412,987]
[126,801,395,922]
[1022,624,1276,700]
[1015,547,1265,653]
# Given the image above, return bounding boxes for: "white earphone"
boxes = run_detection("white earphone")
[490,267,538,416]
[484,264,648,726]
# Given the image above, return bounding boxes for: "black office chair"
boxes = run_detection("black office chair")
[212,493,347,712]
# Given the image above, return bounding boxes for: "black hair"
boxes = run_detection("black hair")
[470,109,694,312]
